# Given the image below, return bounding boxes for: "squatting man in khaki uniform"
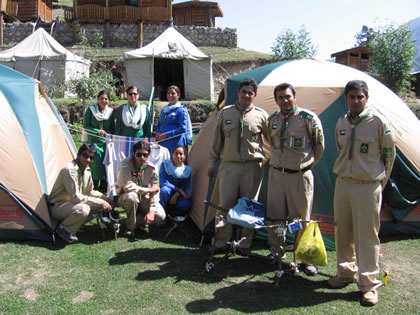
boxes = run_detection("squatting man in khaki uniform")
[50,143,114,243]
[265,83,324,275]
[328,80,395,306]
[119,140,166,239]
[208,78,268,255]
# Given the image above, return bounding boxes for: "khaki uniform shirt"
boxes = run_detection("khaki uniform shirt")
[333,107,396,186]
[266,107,325,170]
[209,104,268,169]
[119,157,158,196]
[49,160,105,206]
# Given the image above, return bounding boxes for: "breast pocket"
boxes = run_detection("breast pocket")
[289,131,307,151]
[223,121,236,139]
[356,134,379,156]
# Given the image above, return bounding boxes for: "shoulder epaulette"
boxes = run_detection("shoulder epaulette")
[268,111,278,120]
[299,110,313,120]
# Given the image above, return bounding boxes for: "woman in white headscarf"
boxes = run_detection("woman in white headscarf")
[83,90,115,192]
[115,86,152,138]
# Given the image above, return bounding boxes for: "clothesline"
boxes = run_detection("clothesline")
[65,123,200,144]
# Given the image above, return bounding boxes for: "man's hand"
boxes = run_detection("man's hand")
[98,130,107,136]
[208,168,216,178]
[178,188,189,199]
[149,184,160,195]
[144,211,155,224]
[101,200,112,211]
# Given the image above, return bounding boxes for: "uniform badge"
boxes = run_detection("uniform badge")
[131,172,137,177]
[251,134,257,142]
[384,129,392,135]
[360,143,369,154]
[312,123,319,128]
[122,163,128,168]
[340,129,346,135]
[294,137,303,148]
[70,170,77,176]
[225,120,232,125]
[272,124,278,129]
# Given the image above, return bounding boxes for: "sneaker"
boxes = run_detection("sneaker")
[56,224,78,244]
[361,289,378,306]
[266,253,284,264]
[303,264,318,276]
[328,275,357,288]
[124,229,135,239]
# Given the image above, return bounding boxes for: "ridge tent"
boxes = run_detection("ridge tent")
[124,27,213,100]
[0,28,90,97]
[0,65,76,241]
[188,58,420,249]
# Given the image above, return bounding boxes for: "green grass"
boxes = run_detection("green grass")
[1,224,419,314]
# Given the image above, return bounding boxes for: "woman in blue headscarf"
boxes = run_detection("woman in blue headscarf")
[159,145,192,216]
[155,85,192,154]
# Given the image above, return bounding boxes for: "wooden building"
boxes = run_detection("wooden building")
[64,0,172,24]
[14,0,53,22]
[0,0,18,18]
[173,1,222,27]
[331,46,372,72]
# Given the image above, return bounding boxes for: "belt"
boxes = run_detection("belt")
[340,177,379,184]
[273,166,311,173]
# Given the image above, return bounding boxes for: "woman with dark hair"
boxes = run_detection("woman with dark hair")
[115,86,152,138]
[154,85,192,154]
[83,90,115,192]
[159,145,192,216]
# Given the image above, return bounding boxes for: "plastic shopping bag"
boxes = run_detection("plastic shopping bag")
[295,221,327,267]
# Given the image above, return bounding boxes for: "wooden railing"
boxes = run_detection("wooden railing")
[66,4,171,23]
[64,6,74,21]
[0,0,18,16]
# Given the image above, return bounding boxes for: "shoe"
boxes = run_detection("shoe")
[361,289,378,306]
[328,275,357,288]
[266,253,285,264]
[124,229,135,239]
[56,224,78,244]
[303,264,318,276]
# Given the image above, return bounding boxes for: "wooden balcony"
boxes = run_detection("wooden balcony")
[65,4,172,23]
[0,0,18,16]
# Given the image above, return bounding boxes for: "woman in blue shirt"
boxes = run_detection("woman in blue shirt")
[159,145,192,216]
[155,85,192,154]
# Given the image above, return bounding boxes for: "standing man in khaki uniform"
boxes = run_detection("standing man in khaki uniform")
[50,143,113,243]
[119,140,166,239]
[328,80,395,306]
[208,78,268,254]
[266,83,324,275]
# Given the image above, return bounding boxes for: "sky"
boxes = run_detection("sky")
[173,0,420,60]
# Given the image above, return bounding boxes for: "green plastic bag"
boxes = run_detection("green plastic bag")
[295,221,327,267]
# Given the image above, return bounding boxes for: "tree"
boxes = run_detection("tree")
[271,25,317,61]
[368,23,416,95]
[354,25,375,47]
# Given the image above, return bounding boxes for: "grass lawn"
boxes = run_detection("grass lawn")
[0,219,419,314]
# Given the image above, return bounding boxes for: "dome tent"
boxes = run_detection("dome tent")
[188,58,420,249]
[0,65,76,241]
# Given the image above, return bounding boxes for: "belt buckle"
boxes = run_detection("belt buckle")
[281,167,285,173]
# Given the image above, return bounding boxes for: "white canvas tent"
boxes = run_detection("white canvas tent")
[124,27,213,100]
[0,28,90,97]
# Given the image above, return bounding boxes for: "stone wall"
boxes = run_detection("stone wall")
[3,22,237,48]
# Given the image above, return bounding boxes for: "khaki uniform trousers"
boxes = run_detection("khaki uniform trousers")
[52,201,102,235]
[214,160,263,249]
[267,168,313,256]
[333,177,382,293]
[119,192,166,230]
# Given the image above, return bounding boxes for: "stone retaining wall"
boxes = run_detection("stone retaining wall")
[3,22,237,48]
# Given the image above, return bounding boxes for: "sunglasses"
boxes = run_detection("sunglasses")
[128,93,138,96]
[135,152,149,158]
[81,152,96,160]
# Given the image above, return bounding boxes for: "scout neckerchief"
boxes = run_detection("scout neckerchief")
[347,109,371,160]
[280,106,298,152]
[235,103,254,138]
[134,161,148,201]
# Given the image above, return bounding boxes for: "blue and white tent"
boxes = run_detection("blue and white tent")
[0,65,76,241]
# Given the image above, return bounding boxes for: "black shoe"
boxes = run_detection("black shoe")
[124,229,135,239]
[99,211,111,224]
[56,224,78,244]
[302,264,318,276]
[236,247,251,257]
